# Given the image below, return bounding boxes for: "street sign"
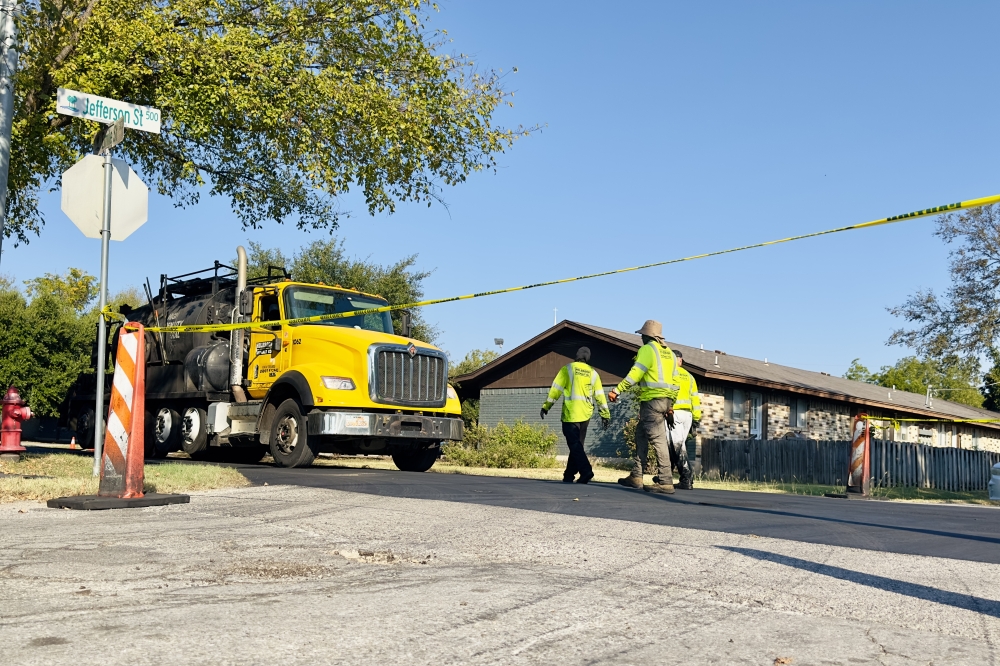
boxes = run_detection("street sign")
[56,87,161,134]
[61,154,148,241]
[93,117,125,154]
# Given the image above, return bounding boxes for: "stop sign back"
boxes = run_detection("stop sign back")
[61,154,148,241]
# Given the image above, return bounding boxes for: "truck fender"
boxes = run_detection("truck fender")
[257,371,314,444]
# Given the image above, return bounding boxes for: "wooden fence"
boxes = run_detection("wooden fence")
[700,439,1000,492]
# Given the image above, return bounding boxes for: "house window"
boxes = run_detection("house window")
[726,388,746,421]
[897,424,907,442]
[973,429,980,450]
[788,398,808,429]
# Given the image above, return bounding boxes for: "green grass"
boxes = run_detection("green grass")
[0,453,250,503]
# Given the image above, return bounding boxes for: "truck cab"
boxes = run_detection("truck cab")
[63,248,463,470]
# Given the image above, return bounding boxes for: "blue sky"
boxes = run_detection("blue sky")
[4,1,999,375]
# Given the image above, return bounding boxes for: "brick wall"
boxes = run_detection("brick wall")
[479,384,1000,457]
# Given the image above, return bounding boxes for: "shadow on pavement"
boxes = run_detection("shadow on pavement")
[719,546,1000,618]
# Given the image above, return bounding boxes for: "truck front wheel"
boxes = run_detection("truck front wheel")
[392,448,439,473]
[269,399,315,468]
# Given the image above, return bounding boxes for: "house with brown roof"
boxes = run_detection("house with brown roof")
[452,321,1000,458]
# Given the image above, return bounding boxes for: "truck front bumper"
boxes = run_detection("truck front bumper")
[307,411,464,441]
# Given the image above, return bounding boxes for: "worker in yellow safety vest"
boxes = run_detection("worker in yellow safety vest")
[608,320,680,494]
[654,349,701,490]
[540,347,611,484]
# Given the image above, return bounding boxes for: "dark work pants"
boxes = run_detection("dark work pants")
[562,420,592,480]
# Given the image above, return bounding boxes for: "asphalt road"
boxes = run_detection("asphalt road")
[232,463,1000,564]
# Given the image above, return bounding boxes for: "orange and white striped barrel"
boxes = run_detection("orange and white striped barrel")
[847,414,869,494]
[98,323,146,498]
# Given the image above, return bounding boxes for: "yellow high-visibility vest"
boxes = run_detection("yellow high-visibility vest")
[542,362,611,422]
[673,367,702,420]
[614,340,680,402]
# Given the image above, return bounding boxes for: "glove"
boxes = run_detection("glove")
[608,390,618,403]
[602,417,610,431]
[691,420,700,432]
[666,409,675,428]
[540,407,548,419]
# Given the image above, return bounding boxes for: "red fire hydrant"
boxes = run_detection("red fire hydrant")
[1,385,31,460]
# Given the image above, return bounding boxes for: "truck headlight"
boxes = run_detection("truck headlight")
[447,386,458,400]
[322,376,356,390]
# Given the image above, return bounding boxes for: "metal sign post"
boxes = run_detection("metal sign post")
[58,91,158,476]
[91,120,123,476]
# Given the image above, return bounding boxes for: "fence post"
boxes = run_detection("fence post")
[847,414,870,495]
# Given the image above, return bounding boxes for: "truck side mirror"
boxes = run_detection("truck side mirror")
[400,310,413,338]
[239,289,254,316]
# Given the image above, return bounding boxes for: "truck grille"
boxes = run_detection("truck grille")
[372,345,448,407]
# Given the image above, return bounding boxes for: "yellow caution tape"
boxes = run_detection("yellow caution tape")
[863,415,1000,424]
[135,192,1000,335]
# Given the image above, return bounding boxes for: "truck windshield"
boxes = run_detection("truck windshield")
[284,287,395,333]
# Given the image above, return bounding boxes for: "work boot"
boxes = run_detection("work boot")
[562,475,575,484]
[576,471,595,484]
[676,470,693,490]
[617,475,643,489]
[645,482,675,495]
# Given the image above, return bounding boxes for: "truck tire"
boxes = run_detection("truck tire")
[73,408,95,451]
[145,407,179,459]
[268,399,315,468]
[392,448,439,472]
[181,406,210,458]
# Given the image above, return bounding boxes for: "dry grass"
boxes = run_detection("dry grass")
[0,453,249,503]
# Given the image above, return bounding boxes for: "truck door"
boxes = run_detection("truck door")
[247,289,283,399]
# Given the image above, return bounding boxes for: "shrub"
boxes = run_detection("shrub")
[443,420,558,468]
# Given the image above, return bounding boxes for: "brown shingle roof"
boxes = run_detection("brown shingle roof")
[579,322,1000,425]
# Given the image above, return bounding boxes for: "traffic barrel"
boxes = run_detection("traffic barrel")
[847,414,870,495]
[98,323,146,498]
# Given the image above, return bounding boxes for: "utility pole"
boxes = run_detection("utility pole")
[0,1,19,269]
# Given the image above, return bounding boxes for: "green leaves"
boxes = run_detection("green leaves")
[245,237,437,342]
[844,355,985,409]
[9,0,530,243]
[0,268,144,417]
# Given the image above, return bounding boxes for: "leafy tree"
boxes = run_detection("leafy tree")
[245,239,436,342]
[0,269,143,417]
[449,348,499,377]
[8,0,530,244]
[843,355,983,408]
[981,352,1000,412]
[844,358,873,383]
[0,286,93,416]
[889,204,1000,357]
[24,268,99,312]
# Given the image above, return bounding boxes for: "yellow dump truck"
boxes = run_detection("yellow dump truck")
[63,246,463,470]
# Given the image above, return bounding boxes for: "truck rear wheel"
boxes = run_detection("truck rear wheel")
[392,448,439,472]
[269,399,315,468]
[181,407,210,458]
[145,407,179,459]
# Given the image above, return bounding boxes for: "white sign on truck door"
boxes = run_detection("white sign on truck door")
[56,87,161,134]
